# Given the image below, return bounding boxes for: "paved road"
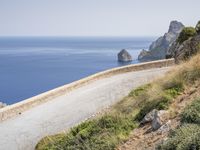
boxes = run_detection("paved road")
[0,67,171,150]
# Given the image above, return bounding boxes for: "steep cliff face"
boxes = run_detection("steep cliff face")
[168,33,200,63]
[138,21,184,61]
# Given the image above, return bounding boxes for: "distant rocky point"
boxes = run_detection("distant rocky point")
[0,102,7,109]
[118,49,132,62]
[138,21,184,61]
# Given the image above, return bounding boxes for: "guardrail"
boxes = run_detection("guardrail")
[0,59,175,122]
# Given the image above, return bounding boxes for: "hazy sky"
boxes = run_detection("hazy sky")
[0,0,199,36]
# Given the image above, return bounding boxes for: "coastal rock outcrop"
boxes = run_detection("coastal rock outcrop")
[138,21,184,61]
[167,21,200,63]
[118,49,132,62]
[0,102,7,109]
[138,49,152,61]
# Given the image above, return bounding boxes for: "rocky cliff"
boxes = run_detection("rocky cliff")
[168,21,200,63]
[138,21,184,61]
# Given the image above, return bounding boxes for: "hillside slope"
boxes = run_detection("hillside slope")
[36,52,200,150]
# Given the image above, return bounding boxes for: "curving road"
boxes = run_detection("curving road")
[0,67,171,150]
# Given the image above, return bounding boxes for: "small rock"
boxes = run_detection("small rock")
[118,49,132,62]
[141,109,168,131]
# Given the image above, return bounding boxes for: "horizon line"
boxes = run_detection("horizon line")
[0,35,159,38]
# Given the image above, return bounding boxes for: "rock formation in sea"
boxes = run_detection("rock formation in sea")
[167,21,200,63]
[118,49,132,62]
[138,21,184,61]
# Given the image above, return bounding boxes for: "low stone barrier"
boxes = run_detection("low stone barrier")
[0,59,174,122]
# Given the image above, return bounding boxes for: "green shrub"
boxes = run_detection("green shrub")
[181,98,200,124]
[36,115,137,150]
[114,84,151,115]
[196,21,200,34]
[128,84,151,97]
[135,83,182,121]
[157,124,200,150]
[162,78,184,94]
[135,94,172,121]
[182,68,200,84]
[177,27,197,44]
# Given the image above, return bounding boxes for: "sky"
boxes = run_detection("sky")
[0,0,199,37]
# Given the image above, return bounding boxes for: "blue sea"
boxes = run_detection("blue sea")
[0,37,154,104]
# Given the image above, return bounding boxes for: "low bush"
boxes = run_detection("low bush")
[157,124,200,150]
[180,56,200,84]
[135,91,175,121]
[128,84,151,97]
[181,98,200,124]
[36,114,137,150]
[135,81,183,121]
[177,27,197,44]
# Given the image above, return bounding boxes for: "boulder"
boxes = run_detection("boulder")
[141,109,157,124]
[141,109,168,131]
[152,111,162,130]
[118,49,132,62]
[152,110,168,130]
[138,21,184,61]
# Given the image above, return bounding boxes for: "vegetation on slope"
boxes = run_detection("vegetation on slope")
[169,20,200,63]
[158,123,200,150]
[158,98,200,150]
[181,98,200,124]
[177,27,197,44]
[36,115,137,150]
[36,54,200,150]
[157,51,200,150]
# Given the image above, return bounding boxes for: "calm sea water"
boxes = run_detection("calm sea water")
[0,37,154,104]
